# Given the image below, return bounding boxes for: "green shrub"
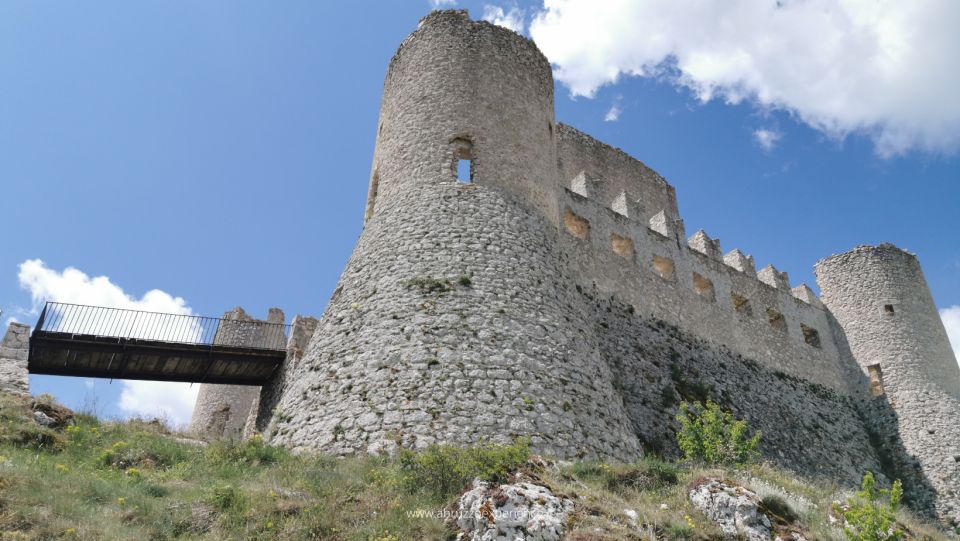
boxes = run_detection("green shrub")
[205,434,288,467]
[97,436,192,470]
[4,424,66,452]
[207,484,245,512]
[760,494,798,524]
[398,438,530,499]
[568,458,679,493]
[676,400,761,466]
[838,471,904,541]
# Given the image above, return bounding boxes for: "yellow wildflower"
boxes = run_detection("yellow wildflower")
[55,464,69,473]
[117,497,126,506]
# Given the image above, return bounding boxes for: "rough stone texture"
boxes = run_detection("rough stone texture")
[245,314,319,438]
[816,244,960,524]
[455,479,574,541]
[0,322,30,396]
[689,478,772,541]
[258,9,960,524]
[188,307,284,438]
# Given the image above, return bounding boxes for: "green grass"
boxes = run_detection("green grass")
[0,393,951,540]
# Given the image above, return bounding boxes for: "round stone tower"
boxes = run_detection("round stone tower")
[263,10,640,460]
[816,243,960,523]
[366,9,559,224]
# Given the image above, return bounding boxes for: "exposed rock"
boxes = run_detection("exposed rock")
[31,399,74,428]
[688,477,772,541]
[455,479,574,541]
[33,410,54,427]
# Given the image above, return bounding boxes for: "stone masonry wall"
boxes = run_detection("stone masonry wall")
[244,314,319,438]
[0,322,30,396]
[558,187,863,394]
[260,9,958,522]
[816,244,960,524]
[591,293,888,486]
[266,183,641,460]
[188,307,284,438]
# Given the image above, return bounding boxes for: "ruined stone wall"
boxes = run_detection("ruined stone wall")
[816,245,960,524]
[0,322,30,396]
[591,294,889,487]
[259,9,957,522]
[556,123,679,227]
[188,307,284,438]
[267,182,640,460]
[244,314,318,438]
[558,187,862,394]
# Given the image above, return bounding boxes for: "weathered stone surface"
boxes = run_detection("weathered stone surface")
[455,479,574,541]
[189,307,284,438]
[247,9,960,524]
[0,322,30,396]
[689,478,772,541]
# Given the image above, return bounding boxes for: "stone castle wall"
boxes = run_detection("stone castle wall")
[256,9,959,524]
[0,322,30,396]
[816,245,960,522]
[188,307,285,438]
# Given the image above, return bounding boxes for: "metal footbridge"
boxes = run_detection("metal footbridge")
[28,302,290,385]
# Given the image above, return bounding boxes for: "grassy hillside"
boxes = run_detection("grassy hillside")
[0,393,950,540]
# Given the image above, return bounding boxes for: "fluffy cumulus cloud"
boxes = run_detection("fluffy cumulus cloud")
[941,306,960,367]
[429,0,456,8]
[754,128,782,151]
[17,259,199,426]
[482,4,525,33]
[529,0,960,156]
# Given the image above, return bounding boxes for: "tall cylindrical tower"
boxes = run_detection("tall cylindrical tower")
[264,11,640,461]
[816,243,960,523]
[366,9,559,224]
[815,244,959,398]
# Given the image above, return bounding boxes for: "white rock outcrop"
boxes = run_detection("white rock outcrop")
[688,478,772,541]
[455,479,574,541]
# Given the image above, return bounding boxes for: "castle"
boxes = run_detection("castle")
[3,9,958,525]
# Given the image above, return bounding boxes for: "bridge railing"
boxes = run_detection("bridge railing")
[34,302,290,351]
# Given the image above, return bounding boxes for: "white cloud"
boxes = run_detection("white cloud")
[119,380,200,428]
[941,305,960,367]
[754,128,782,151]
[483,5,525,33]
[429,0,456,8]
[529,0,960,156]
[604,99,622,122]
[17,259,199,427]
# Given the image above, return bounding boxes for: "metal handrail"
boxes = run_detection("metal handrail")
[33,302,290,351]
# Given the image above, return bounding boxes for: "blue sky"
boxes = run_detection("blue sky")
[1,0,957,425]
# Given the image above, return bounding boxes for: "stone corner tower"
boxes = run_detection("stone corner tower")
[262,9,640,460]
[815,243,960,523]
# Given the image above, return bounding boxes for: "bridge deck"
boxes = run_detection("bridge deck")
[27,303,290,386]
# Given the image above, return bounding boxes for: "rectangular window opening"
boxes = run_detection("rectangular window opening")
[610,233,635,260]
[731,293,752,316]
[868,364,885,396]
[457,159,471,184]
[652,255,675,282]
[801,324,821,348]
[563,207,590,240]
[692,272,715,302]
[884,304,895,316]
[767,308,787,333]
